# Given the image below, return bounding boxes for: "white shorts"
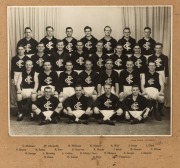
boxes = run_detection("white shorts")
[14,72,22,85]
[129,111,144,119]
[41,85,55,95]
[56,71,63,77]
[123,86,132,95]
[26,54,34,58]
[145,87,159,100]
[157,70,165,83]
[100,110,115,120]
[63,87,75,98]
[42,111,53,120]
[83,87,95,96]
[21,89,33,99]
[72,110,85,119]
[74,70,83,75]
[102,86,115,94]
[114,69,123,75]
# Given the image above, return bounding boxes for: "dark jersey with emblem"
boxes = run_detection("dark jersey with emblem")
[65,94,93,110]
[100,37,117,55]
[79,70,99,87]
[138,38,156,55]
[94,93,120,110]
[118,37,136,55]
[38,71,58,90]
[71,52,89,70]
[148,54,169,77]
[35,96,59,112]
[131,55,147,73]
[81,36,98,55]
[63,37,77,56]
[31,54,50,73]
[111,53,127,70]
[119,69,140,92]
[21,70,36,89]
[11,55,30,79]
[58,71,79,92]
[98,70,119,87]
[51,51,70,71]
[123,94,151,111]
[144,71,161,90]
[40,36,58,55]
[17,38,38,55]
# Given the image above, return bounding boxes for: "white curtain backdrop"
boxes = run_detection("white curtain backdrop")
[8,6,171,107]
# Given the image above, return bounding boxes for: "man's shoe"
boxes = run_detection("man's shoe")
[17,113,23,121]
[104,120,115,126]
[130,119,140,125]
[51,118,58,124]
[97,119,104,125]
[155,114,162,121]
[80,120,89,125]
[39,120,50,125]
[67,119,75,124]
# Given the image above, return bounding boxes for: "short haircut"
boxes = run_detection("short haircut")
[25,60,33,65]
[84,26,92,31]
[104,26,112,31]
[96,40,104,45]
[116,43,123,48]
[105,58,113,64]
[132,84,139,89]
[66,27,73,31]
[134,44,141,48]
[74,84,83,89]
[123,27,131,32]
[46,26,54,31]
[43,60,52,65]
[37,42,45,46]
[148,61,156,66]
[77,40,83,44]
[44,86,52,91]
[104,83,112,88]
[85,59,93,64]
[17,45,25,49]
[56,39,64,45]
[155,42,163,48]
[126,59,134,64]
[24,27,32,32]
[144,27,151,31]
[65,60,73,65]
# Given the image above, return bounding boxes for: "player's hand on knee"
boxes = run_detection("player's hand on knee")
[116,108,123,116]
[125,111,130,120]
[94,107,100,114]
[85,108,92,115]
[159,92,164,96]
[93,90,97,95]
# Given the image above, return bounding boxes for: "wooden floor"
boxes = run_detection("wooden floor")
[9,107,171,136]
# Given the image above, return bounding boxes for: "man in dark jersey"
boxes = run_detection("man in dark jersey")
[17,27,38,58]
[11,45,30,86]
[32,86,63,125]
[138,27,156,63]
[122,85,152,124]
[141,61,164,121]
[51,40,70,77]
[118,27,136,57]
[79,59,99,101]
[16,60,38,121]
[81,26,98,57]
[100,26,117,56]
[94,84,123,125]
[40,26,57,56]
[63,27,77,56]
[63,85,93,124]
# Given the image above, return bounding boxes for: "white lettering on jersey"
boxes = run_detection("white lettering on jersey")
[24,44,31,53]
[104,42,112,51]
[135,59,142,68]
[104,99,112,108]
[46,41,53,50]
[131,102,139,110]
[123,42,131,51]
[85,41,92,50]
[155,58,162,67]
[25,75,32,84]
[36,58,44,66]
[143,42,151,50]
[148,78,154,85]
[97,58,103,68]
[126,74,133,84]
[16,60,24,68]
[65,76,73,86]
[44,101,52,111]
[66,43,73,52]
[85,76,92,84]
[115,59,122,67]
[74,102,82,110]
[105,78,112,85]
[44,77,52,85]
[56,59,63,67]
[76,57,84,65]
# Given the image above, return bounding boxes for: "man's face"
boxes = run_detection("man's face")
[25,29,32,39]
[75,86,83,97]
[132,87,139,96]
[25,60,33,71]
[84,28,92,37]
[148,63,156,72]
[124,29,131,38]
[134,46,141,54]
[65,62,73,71]
[44,88,52,98]
[144,29,151,38]
[46,28,53,37]
[56,42,64,51]
[43,62,52,71]
[154,45,162,54]
[37,44,45,53]
[85,61,93,71]
[104,27,111,36]
[18,47,25,56]
[66,29,73,37]
[126,61,134,71]
[105,61,113,70]
[116,45,123,53]
[76,42,83,51]
[104,85,111,95]
[96,42,103,52]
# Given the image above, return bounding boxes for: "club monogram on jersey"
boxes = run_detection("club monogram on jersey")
[36,58,44,66]
[85,76,92,84]
[104,99,112,108]
[74,102,82,110]
[85,41,92,50]
[76,57,84,65]
[25,75,32,84]
[105,78,112,85]
[115,59,122,67]
[135,59,142,68]
[155,58,162,67]
[104,42,112,51]
[131,102,139,110]
[24,44,32,53]
[143,42,151,50]
[66,43,73,52]
[46,41,54,50]
[44,101,52,111]
[123,42,131,51]
[44,77,52,85]
[148,78,155,85]
[126,74,133,84]
[16,60,24,68]
[65,76,73,86]
[56,59,63,67]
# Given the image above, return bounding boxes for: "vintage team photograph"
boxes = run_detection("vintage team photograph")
[8,6,172,136]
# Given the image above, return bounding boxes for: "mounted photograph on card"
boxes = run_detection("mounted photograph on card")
[8,6,172,136]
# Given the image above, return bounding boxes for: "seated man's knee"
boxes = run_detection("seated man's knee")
[157,96,164,103]
[116,108,124,116]
[32,104,37,111]
[94,107,100,114]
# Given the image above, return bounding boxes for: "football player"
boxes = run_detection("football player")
[118,27,136,57]
[40,26,57,56]
[32,86,63,125]
[81,26,98,57]
[63,85,93,124]
[63,27,77,56]
[141,61,164,120]
[17,27,38,58]
[94,84,123,125]
[122,85,152,124]
[100,26,117,56]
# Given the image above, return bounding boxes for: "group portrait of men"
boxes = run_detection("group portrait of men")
[10,25,169,126]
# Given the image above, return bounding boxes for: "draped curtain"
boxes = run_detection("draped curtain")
[8,6,171,107]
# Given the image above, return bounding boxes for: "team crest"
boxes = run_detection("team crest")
[135,59,142,68]
[148,78,154,85]
[66,43,73,52]
[123,42,131,51]
[44,77,52,85]
[46,41,54,50]
[24,44,31,53]
[56,59,63,67]
[16,60,24,68]
[74,102,82,110]
[76,57,84,65]
[85,76,92,84]
[97,58,103,68]
[143,42,151,50]
[105,78,112,85]
[131,102,139,110]
[36,58,44,66]
[104,99,112,108]
[25,75,32,84]
[85,41,92,50]
[155,58,162,67]
[126,74,133,84]
[44,101,52,111]
[104,42,112,51]
[115,59,122,67]
[65,76,73,86]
